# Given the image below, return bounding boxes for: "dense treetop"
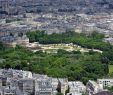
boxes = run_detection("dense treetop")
[27,31,111,51]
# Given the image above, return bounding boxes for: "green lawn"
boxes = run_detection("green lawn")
[109,65,113,74]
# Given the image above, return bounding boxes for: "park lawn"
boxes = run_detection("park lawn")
[109,65,113,74]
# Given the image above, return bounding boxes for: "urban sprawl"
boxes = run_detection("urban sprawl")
[0,0,113,44]
[1,0,113,95]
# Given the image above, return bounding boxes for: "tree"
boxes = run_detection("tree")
[57,81,61,93]
[0,41,6,50]
[5,64,11,69]
[56,92,63,95]
[101,57,109,64]
[89,50,96,55]
[14,64,21,70]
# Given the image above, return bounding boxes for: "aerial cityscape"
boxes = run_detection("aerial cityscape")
[1,0,113,95]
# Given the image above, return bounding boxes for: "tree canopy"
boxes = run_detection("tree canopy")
[0,31,112,84]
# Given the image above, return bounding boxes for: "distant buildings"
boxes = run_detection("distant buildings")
[0,0,9,14]
[1,0,113,43]
[1,12,113,43]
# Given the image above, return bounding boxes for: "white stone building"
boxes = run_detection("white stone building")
[86,80,103,95]
[97,79,113,88]
[58,78,68,95]
[67,81,86,95]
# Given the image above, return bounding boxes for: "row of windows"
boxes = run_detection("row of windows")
[99,81,111,84]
